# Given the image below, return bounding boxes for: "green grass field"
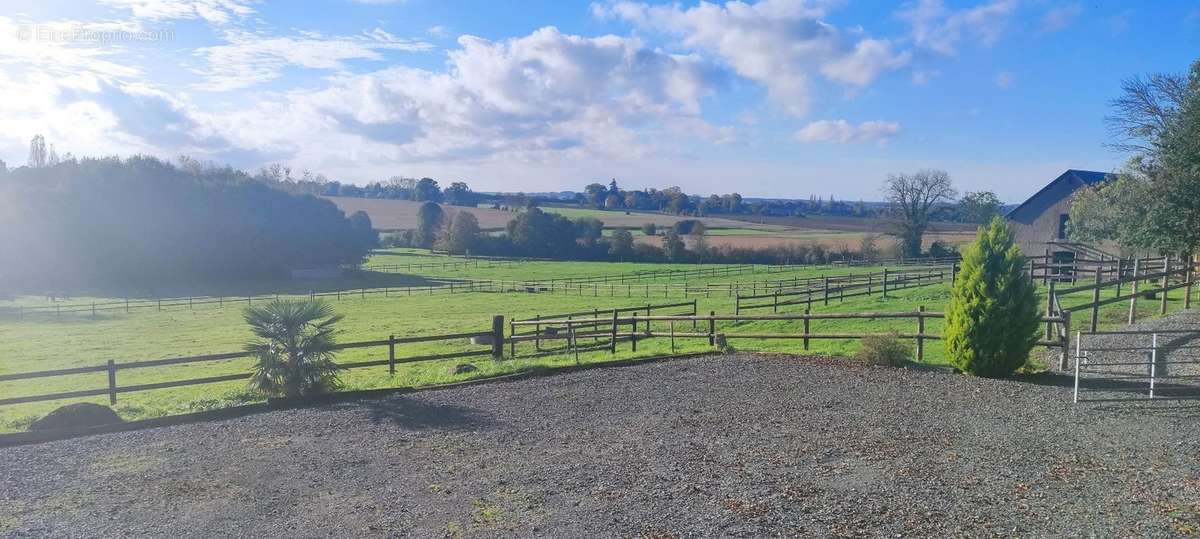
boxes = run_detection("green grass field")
[0,250,1192,433]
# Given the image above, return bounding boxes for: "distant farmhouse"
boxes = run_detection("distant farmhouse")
[1006,169,1117,263]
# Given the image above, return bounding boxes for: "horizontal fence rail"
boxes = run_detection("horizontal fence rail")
[0,323,503,408]
[510,310,1068,363]
[1041,255,1198,371]
[0,261,959,320]
[735,268,947,314]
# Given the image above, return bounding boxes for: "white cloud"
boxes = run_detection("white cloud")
[97,0,255,25]
[208,26,732,169]
[193,28,434,91]
[794,119,900,144]
[427,25,450,38]
[897,0,1019,55]
[595,0,910,117]
[1040,3,1082,33]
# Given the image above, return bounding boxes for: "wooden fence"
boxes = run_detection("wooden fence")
[2,263,963,320]
[1043,256,1197,369]
[510,310,1067,363]
[735,268,948,314]
[367,257,527,273]
[0,320,504,407]
[508,300,698,357]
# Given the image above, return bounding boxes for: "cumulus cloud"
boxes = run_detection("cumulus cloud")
[794,119,900,143]
[897,0,1019,55]
[594,0,910,117]
[210,26,733,167]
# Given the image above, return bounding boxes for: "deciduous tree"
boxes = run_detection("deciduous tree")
[882,169,957,257]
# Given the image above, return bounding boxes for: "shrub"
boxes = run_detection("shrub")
[856,333,911,367]
[245,300,343,398]
[943,217,1041,377]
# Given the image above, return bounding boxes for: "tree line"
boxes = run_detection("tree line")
[0,155,378,291]
[387,204,957,265]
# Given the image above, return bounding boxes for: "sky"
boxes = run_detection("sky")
[1,1,1197,202]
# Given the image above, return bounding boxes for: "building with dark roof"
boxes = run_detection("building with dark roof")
[1006,169,1117,261]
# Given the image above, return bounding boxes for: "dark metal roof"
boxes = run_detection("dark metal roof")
[1005,169,1112,223]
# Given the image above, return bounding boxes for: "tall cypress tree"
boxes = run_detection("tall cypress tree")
[944,217,1041,377]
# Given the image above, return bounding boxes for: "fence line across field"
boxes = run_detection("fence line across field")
[3,304,1075,410]
[735,268,947,314]
[0,262,959,320]
[0,323,505,408]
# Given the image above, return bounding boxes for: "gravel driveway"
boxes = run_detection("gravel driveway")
[3,353,1200,538]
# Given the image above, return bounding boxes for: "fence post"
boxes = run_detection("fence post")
[1115,259,1124,298]
[1060,310,1072,371]
[669,320,676,353]
[1150,333,1158,399]
[1129,258,1141,325]
[708,311,716,347]
[1091,267,1102,333]
[1186,256,1194,310]
[388,335,396,375]
[570,322,580,364]
[1046,281,1056,341]
[610,311,618,354]
[1073,330,1081,403]
[735,294,741,315]
[803,307,811,351]
[631,314,638,352]
[534,315,542,351]
[106,360,117,404]
[491,315,504,360]
[823,276,830,306]
[773,290,779,313]
[882,268,889,298]
[1043,247,1051,285]
[691,299,698,331]
[510,317,517,358]
[1161,255,1171,315]
[951,261,958,287]
[916,306,926,361]
[868,273,873,295]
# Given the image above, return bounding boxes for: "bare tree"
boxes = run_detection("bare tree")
[27,134,47,168]
[883,169,957,258]
[1105,72,1188,155]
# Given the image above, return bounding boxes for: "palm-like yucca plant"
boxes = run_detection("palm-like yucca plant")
[244,300,343,398]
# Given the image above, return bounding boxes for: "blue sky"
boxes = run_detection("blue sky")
[2,1,1198,201]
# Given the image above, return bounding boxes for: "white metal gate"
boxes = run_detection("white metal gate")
[1073,330,1200,403]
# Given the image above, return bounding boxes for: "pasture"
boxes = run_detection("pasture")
[1,249,1191,434]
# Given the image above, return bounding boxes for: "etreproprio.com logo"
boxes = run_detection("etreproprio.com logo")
[16,24,174,43]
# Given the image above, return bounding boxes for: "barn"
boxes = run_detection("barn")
[1006,169,1118,263]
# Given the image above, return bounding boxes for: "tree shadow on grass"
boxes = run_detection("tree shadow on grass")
[328,395,497,431]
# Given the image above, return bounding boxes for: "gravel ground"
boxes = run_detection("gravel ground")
[4,353,1200,538]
